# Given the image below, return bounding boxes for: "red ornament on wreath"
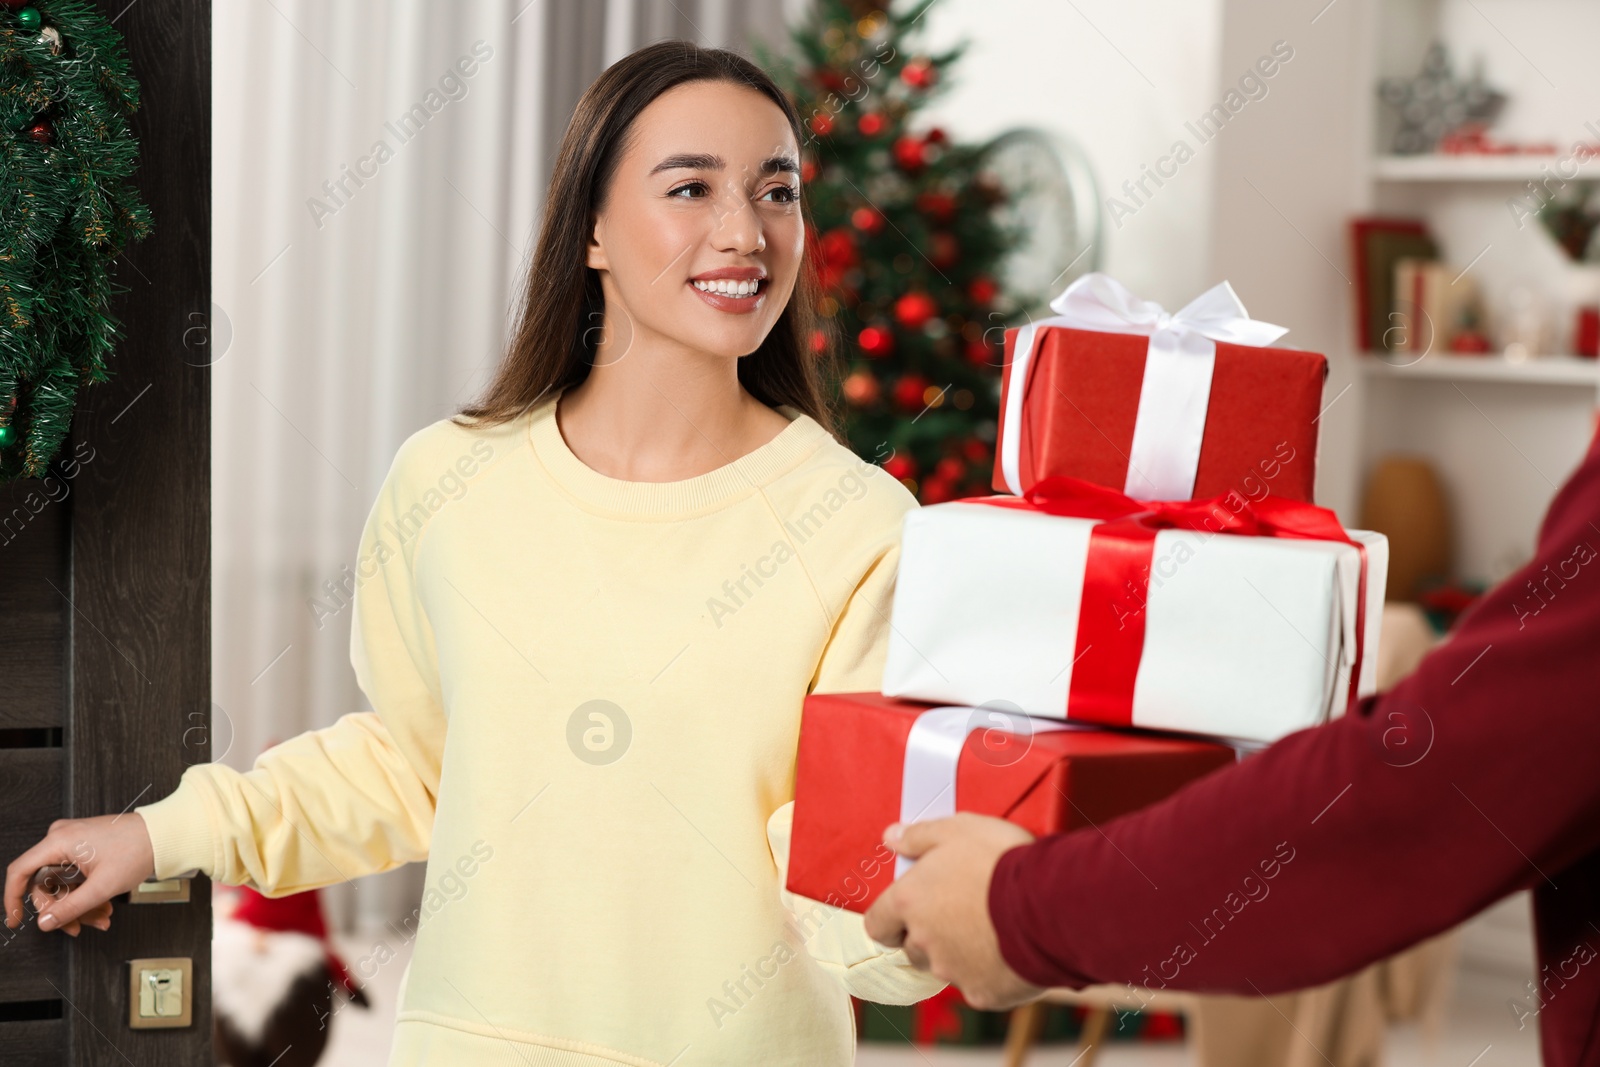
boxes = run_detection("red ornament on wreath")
[929,233,959,270]
[842,370,881,406]
[851,206,884,235]
[901,58,937,90]
[27,120,53,146]
[926,126,948,145]
[892,134,927,172]
[857,325,894,358]
[894,291,938,330]
[857,111,886,137]
[893,373,931,412]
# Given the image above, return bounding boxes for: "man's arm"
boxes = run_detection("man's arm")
[987,433,1600,995]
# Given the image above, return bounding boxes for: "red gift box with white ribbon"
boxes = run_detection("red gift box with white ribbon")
[784,692,1236,915]
[993,273,1327,503]
[881,477,1388,745]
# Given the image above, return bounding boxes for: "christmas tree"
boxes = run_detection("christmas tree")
[0,0,153,481]
[757,0,1026,504]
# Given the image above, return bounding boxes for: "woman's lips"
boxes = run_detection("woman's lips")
[688,279,766,314]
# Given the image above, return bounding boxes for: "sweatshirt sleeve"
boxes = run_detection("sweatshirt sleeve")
[770,530,946,1004]
[134,435,447,895]
[986,432,1600,996]
[767,800,947,1005]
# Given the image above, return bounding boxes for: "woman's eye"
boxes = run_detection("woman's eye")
[763,185,799,204]
[668,181,710,199]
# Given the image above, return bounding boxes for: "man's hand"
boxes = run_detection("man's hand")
[863,812,1048,1011]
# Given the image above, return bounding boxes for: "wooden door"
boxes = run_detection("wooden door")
[0,0,211,1063]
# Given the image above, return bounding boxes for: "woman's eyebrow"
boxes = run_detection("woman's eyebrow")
[649,152,799,176]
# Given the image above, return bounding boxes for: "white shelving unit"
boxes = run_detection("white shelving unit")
[1371,153,1600,183]
[1349,0,1600,586]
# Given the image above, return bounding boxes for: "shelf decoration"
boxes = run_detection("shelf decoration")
[1535,182,1600,357]
[1378,41,1505,156]
[1349,217,1437,352]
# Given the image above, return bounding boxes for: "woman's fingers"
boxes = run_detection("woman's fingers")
[3,839,78,929]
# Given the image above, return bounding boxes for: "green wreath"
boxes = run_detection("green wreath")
[0,0,152,482]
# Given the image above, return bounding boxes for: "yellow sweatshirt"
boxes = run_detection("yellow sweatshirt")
[134,386,945,1065]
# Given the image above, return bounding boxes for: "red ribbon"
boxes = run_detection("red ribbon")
[971,476,1369,726]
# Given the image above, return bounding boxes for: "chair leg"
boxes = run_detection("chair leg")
[1001,1000,1050,1067]
[1076,1007,1113,1066]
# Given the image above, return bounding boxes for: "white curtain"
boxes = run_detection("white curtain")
[212,0,800,930]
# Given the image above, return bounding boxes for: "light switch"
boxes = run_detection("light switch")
[128,957,193,1029]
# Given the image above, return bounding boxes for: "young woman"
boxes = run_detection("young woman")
[4,41,945,1065]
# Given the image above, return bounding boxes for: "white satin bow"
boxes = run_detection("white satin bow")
[1000,272,1289,500]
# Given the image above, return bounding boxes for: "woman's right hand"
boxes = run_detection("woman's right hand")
[3,813,158,936]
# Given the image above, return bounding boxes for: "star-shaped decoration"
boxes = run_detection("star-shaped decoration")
[1378,41,1507,155]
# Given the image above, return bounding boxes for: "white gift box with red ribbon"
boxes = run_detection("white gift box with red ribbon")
[880,483,1389,746]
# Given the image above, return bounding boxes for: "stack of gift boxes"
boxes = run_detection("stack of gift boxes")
[788,273,1389,917]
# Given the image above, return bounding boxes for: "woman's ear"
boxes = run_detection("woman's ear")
[585,214,608,272]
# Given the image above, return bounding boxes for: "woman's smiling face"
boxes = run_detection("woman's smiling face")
[585,79,804,363]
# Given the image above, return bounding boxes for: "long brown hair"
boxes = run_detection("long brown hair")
[454,40,843,439]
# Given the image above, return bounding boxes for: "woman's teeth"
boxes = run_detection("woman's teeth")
[692,278,762,297]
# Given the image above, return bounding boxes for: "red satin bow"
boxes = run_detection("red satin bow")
[972,475,1370,726]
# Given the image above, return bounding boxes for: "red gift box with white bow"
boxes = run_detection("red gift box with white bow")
[993,273,1327,503]
[785,692,1236,915]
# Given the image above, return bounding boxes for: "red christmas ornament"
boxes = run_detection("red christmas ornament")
[926,126,948,145]
[967,276,998,305]
[961,437,990,463]
[800,158,819,183]
[893,373,930,411]
[818,227,858,268]
[894,291,938,330]
[921,475,958,505]
[809,329,828,354]
[813,68,847,93]
[842,370,881,406]
[965,337,996,367]
[915,190,957,224]
[929,232,959,270]
[892,134,927,171]
[882,453,917,481]
[857,325,894,358]
[856,111,886,137]
[810,112,835,137]
[851,205,884,235]
[27,120,52,146]
[901,58,937,91]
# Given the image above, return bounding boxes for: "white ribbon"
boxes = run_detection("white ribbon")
[895,706,1073,879]
[999,272,1290,501]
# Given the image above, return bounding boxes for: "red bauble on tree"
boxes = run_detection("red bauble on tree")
[901,57,937,90]
[851,206,884,235]
[800,158,819,184]
[810,112,835,137]
[967,275,998,306]
[893,373,931,411]
[929,233,959,270]
[857,324,894,358]
[961,437,990,464]
[892,134,927,172]
[882,452,917,482]
[842,370,881,407]
[894,290,939,330]
[965,337,996,367]
[857,111,886,137]
[915,190,957,224]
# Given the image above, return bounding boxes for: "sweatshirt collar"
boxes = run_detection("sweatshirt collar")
[526,387,830,519]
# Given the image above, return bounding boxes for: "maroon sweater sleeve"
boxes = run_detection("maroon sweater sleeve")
[988,432,1600,1003]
